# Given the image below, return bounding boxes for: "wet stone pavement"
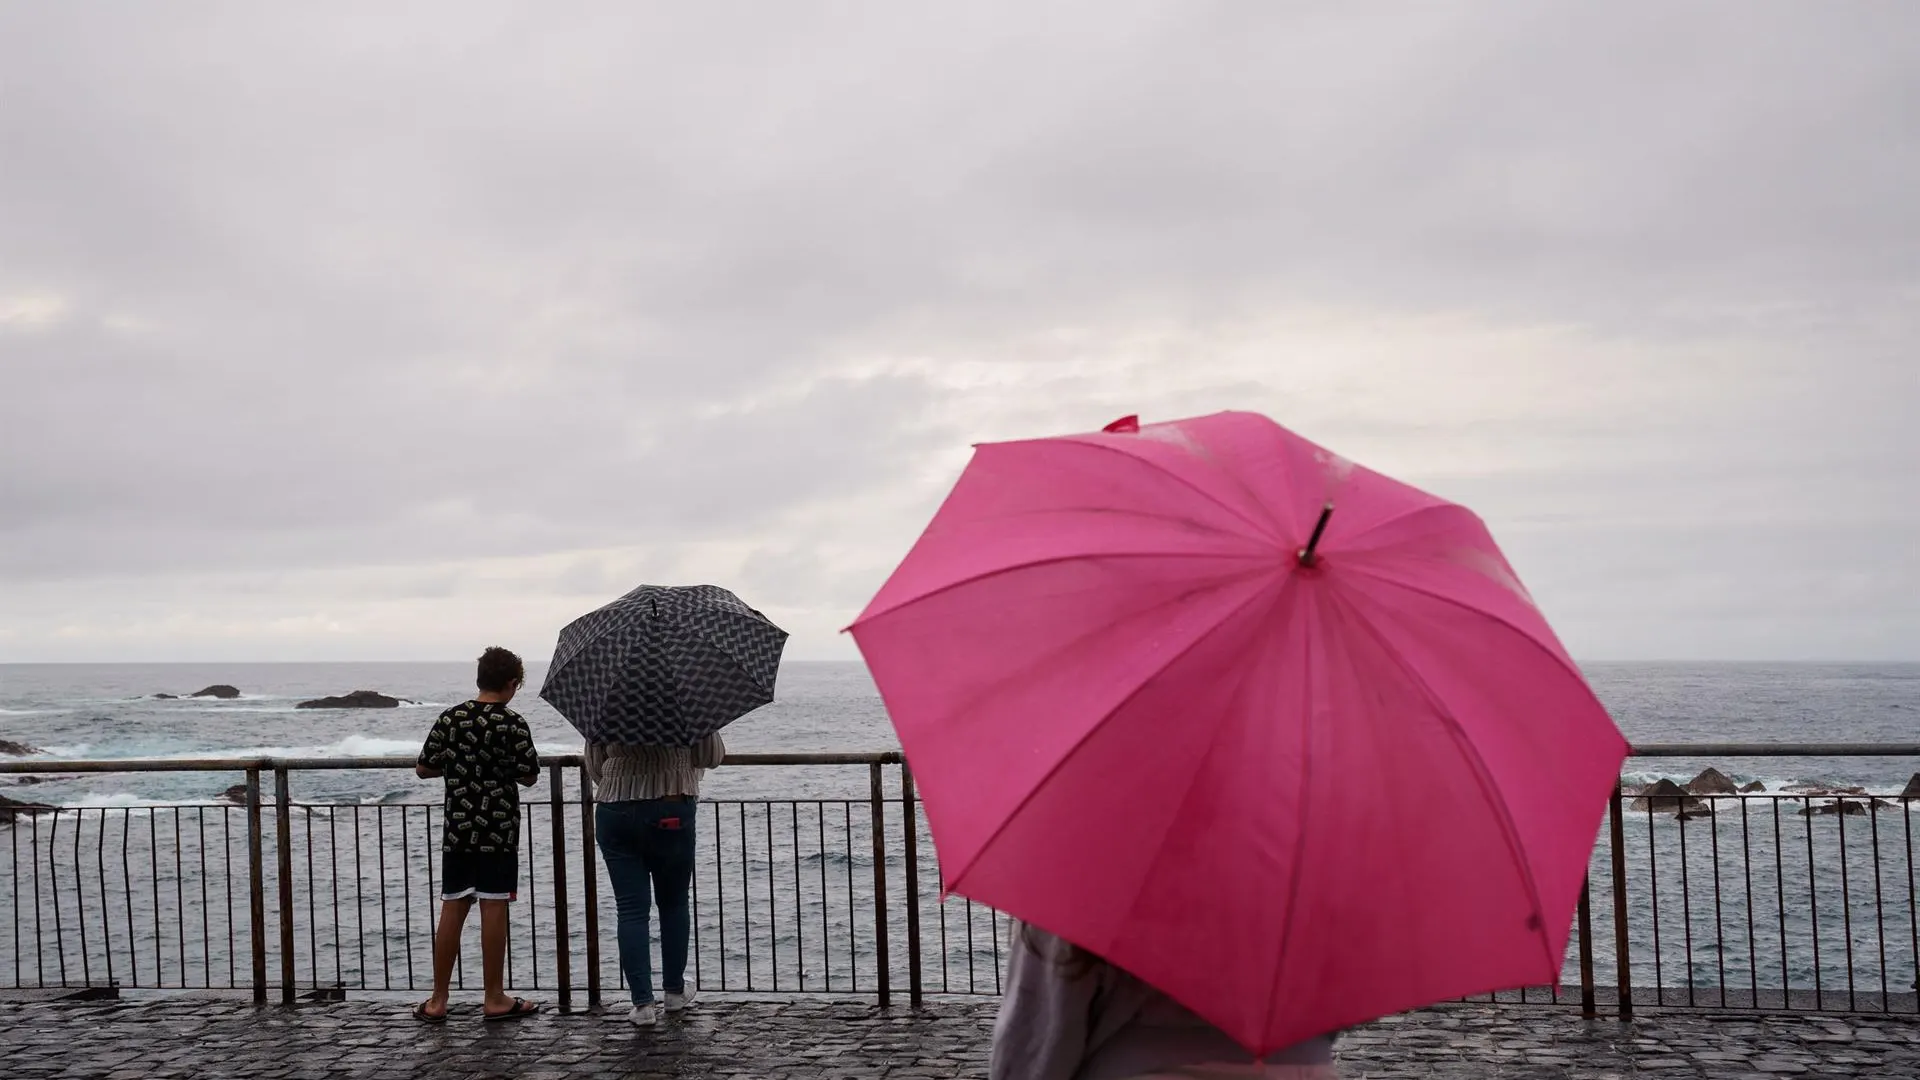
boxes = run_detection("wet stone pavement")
[4,994,1920,1078]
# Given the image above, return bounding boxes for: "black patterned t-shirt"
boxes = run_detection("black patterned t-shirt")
[418,701,540,854]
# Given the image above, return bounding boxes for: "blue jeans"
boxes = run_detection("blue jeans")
[596,798,696,1004]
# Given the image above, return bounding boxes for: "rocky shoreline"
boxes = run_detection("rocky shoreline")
[1624,767,1920,819]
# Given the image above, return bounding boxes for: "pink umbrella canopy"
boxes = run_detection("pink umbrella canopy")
[847,411,1627,1055]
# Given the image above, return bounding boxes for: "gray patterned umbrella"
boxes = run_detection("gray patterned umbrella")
[539,584,788,746]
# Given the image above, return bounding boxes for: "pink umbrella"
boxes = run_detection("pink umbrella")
[847,410,1627,1054]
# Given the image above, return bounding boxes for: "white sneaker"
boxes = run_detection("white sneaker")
[628,1003,658,1027]
[665,987,697,1014]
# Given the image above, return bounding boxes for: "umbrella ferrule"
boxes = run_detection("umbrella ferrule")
[1297,502,1335,567]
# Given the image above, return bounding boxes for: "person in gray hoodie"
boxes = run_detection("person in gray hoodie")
[990,924,1338,1080]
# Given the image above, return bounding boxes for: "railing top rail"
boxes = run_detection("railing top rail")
[2,743,1917,775]
[0,750,904,774]
[1627,743,1920,758]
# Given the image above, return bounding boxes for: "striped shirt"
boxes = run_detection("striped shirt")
[584,734,726,802]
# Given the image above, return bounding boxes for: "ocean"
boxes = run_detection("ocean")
[4,661,1918,801]
[3,661,1918,1003]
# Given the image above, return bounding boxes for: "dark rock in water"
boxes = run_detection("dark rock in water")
[0,739,42,756]
[153,693,178,699]
[1739,781,1767,793]
[296,690,407,710]
[220,783,249,805]
[1799,799,1871,817]
[1687,768,1739,796]
[190,685,241,699]
[0,793,52,825]
[15,775,58,786]
[1902,774,1920,800]
[1678,807,1716,821]
[1629,779,1706,814]
[1784,783,1868,797]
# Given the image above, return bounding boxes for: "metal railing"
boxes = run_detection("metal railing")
[4,743,1920,1020]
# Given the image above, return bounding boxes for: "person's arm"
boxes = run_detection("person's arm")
[415,714,449,779]
[692,732,726,770]
[583,741,604,787]
[507,716,541,788]
[989,925,1096,1080]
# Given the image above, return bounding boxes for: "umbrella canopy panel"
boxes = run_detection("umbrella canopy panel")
[542,584,787,745]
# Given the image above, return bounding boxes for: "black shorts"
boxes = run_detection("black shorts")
[441,849,518,902]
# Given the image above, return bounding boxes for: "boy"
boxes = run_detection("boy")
[413,646,542,1022]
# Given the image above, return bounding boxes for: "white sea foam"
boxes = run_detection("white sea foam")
[32,733,424,762]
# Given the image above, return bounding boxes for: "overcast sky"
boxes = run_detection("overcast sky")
[2,3,1915,664]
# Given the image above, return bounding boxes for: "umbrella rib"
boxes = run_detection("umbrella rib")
[850,549,1276,628]
[1047,437,1286,545]
[943,574,1289,900]
[1316,585,1560,982]
[1336,562,1591,693]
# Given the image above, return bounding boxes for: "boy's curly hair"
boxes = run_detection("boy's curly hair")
[476,646,525,693]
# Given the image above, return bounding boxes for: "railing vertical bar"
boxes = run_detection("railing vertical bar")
[1608,782,1631,1019]
[739,801,751,988]
[148,808,161,985]
[246,768,266,1004]
[756,799,771,983]
[934,845,950,994]
[1905,803,1918,1015]
[1707,798,1726,1006]
[546,766,572,1011]
[1741,797,1757,1008]
[401,804,415,990]
[223,808,236,989]
[91,810,106,989]
[1870,802,1889,1011]
[1677,806,1694,1006]
[81,810,98,989]
[714,794,727,991]
[965,898,978,994]
[375,806,390,991]
[197,809,211,989]
[844,802,856,992]
[31,812,44,987]
[427,806,448,989]
[581,764,600,1011]
[1577,877,1595,1017]
[522,806,537,991]
[173,810,186,986]
[903,761,923,1009]
[817,803,829,992]
[870,763,890,1007]
[274,768,295,1004]
[1839,807,1857,1011]
[991,906,1004,994]
[10,807,19,987]
[1806,799,1822,1009]
[790,802,802,991]
[328,808,342,990]
[119,810,136,985]
[352,805,365,992]
[1646,802,1663,1004]
[1773,798,1788,1000]
[304,806,318,992]
[49,812,65,986]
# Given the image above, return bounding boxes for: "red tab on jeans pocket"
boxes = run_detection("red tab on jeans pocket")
[658,818,682,830]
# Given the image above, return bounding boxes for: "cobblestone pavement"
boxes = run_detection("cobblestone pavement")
[5,994,1920,1078]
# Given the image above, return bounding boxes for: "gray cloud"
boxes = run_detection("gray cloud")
[1,3,1915,661]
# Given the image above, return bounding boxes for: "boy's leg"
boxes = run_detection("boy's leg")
[479,900,514,1012]
[426,897,472,1016]
[473,849,532,1016]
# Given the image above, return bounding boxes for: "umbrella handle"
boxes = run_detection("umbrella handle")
[1297,502,1334,567]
